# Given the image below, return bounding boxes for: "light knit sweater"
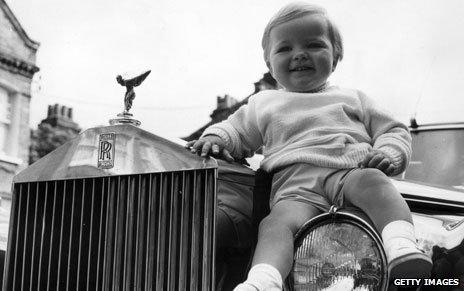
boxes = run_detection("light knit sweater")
[202,86,411,175]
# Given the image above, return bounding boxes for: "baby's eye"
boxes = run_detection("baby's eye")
[276,46,291,53]
[307,43,326,49]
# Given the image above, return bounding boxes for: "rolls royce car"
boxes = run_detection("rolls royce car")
[2,114,464,290]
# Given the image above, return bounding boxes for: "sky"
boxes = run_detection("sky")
[6,0,464,139]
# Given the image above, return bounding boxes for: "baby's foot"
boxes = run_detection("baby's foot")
[388,245,432,279]
[234,264,283,290]
[382,220,433,280]
[233,282,259,291]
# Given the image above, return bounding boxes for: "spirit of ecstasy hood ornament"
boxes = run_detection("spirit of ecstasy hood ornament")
[110,70,151,126]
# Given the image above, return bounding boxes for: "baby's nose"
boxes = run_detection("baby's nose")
[293,51,309,61]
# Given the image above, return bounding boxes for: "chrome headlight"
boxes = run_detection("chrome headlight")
[291,212,388,291]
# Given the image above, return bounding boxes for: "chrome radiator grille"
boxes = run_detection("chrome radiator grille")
[3,169,217,291]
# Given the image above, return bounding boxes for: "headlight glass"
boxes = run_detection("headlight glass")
[292,219,386,291]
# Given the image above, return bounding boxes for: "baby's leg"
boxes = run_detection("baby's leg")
[235,200,321,290]
[342,168,432,280]
[342,168,411,230]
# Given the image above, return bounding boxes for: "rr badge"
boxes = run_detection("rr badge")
[98,133,116,169]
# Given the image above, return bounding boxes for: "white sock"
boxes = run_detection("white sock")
[235,263,283,291]
[381,220,419,262]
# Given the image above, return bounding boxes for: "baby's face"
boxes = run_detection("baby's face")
[267,15,334,92]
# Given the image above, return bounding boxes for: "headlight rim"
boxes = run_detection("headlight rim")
[290,209,388,291]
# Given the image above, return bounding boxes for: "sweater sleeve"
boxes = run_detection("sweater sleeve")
[201,96,263,159]
[358,91,412,175]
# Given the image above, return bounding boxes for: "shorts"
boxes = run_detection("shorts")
[270,163,357,211]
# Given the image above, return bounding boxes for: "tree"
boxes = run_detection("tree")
[29,123,78,164]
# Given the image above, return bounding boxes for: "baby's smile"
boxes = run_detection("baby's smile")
[289,65,314,72]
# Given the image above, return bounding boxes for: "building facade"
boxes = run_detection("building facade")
[0,1,39,200]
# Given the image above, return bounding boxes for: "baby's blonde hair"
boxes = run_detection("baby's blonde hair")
[262,2,343,68]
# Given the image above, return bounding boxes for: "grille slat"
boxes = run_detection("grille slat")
[203,170,216,291]
[134,175,146,290]
[155,174,167,290]
[145,174,156,290]
[29,182,40,290]
[40,181,55,290]
[2,182,19,291]
[95,177,109,290]
[20,182,34,291]
[178,172,190,291]
[168,173,179,290]
[190,171,200,291]
[14,184,27,290]
[56,181,71,290]
[113,176,124,291]
[5,169,216,291]
[66,180,78,290]
[123,176,135,290]
[46,181,61,290]
[202,172,210,291]
[76,179,86,290]
[103,177,116,291]
[86,179,96,291]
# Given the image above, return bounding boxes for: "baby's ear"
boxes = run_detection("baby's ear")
[332,60,338,72]
[266,61,274,75]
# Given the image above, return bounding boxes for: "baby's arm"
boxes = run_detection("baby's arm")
[187,96,263,161]
[359,92,412,176]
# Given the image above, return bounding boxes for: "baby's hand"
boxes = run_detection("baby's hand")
[185,135,234,162]
[359,150,395,176]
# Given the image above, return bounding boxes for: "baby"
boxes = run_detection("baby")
[188,3,432,290]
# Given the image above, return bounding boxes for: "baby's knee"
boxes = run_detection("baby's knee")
[258,201,321,235]
[258,215,276,230]
[344,168,393,195]
[258,211,305,236]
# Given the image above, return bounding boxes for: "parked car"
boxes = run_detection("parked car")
[2,114,464,290]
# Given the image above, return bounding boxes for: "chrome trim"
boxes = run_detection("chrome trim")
[412,212,464,253]
[4,169,217,290]
[292,210,388,291]
[405,197,464,210]
[109,112,141,127]
[445,218,464,231]
[328,205,338,214]
[295,210,382,245]
[392,179,464,206]
[409,122,464,132]
[13,124,217,183]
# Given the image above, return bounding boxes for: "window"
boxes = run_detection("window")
[0,87,11,154]
[404,128,464,191]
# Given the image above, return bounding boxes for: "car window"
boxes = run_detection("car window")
[403,128,464,191]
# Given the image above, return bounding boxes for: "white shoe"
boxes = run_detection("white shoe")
[382,221,432,280]
[388,250,432,279]
[234,264,283,291]
[233,282,282,291]
[233,283,259,291]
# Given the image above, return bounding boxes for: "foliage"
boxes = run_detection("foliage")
[29,123,78,164]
